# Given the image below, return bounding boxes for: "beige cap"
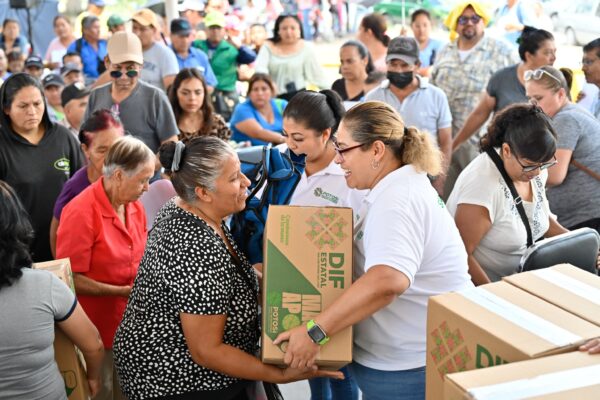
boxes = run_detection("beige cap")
[131,8,160,29]
[107,31,143,65]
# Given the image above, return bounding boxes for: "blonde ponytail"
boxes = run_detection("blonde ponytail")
[401,126,442,176]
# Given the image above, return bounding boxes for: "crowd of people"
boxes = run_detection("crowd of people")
[1,0,600,399]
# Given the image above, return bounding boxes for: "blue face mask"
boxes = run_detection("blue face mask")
[387,71,413,89]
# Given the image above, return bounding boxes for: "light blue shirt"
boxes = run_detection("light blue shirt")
[593,93,600,121]
[419,38,444,68]
[171,46,218,88]
[364,75,452,144]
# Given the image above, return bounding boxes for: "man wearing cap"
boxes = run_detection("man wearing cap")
[24,55,44,80]
[170,17,218,91]
[61,62,85,85]
[179,0,205,33]
[131,8,179,92]
[42,73,66,123]
[107,14,126,35]
[68,15,108,80]
[431,2,516,199]
[366,36,452,196]
[75,0,110,39]
[85,31,178,163]
[62,82,90,135]
[193,11,256,120]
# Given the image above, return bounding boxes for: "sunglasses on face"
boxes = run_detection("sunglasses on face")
[109,69,139,79]
[514,154,558,173]
[457,15,482,25]
[524,69,561,84]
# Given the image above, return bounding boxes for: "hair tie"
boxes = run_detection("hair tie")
[171,141,186,172]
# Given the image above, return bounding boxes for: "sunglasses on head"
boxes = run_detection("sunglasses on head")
[457,15,482,25]
[109,69,139,79]
[524,69,561,84]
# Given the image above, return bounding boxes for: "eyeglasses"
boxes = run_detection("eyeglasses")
[514,154,558,173]
[524,69,561,84]
[332,139,366,162]
[582,57,599,67]
[457,15,482,25]
[109,69,139,79]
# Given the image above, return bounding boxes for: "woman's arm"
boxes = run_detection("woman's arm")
[73,273,131,297]
[545,216,568,237]
[452,93,497,151]
[234,119,286,144]
[180,313,343,382]
[454,203,493,286]
[49,217,59,259]
[274,264,410,369]
[546,149,573,187]
[57,303,105,397]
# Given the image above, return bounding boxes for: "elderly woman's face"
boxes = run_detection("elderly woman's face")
[5,85,45,135]
[208,154,250,217]
[115,160,155,203]
[334,122,373,190]
[83,126,124,177]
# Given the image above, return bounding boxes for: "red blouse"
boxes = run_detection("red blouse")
[57,177,147,348]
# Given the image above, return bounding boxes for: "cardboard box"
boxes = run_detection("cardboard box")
[444,351,600,400]
[504,264,600,327]
[262,206,353,369]
[425,281,600,400]
[34,259,91,400]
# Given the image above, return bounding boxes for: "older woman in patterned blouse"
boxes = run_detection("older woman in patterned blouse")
[113,137,341,400]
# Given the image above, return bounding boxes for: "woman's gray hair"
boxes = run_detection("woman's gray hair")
[103,136,155,178]
[158,137,236,203]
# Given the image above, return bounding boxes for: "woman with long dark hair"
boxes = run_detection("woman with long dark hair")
[255,14,328,101]
[0,180,104,400]
[0,73,83,262]
[169,67,231,142]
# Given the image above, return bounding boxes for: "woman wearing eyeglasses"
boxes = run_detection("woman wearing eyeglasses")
[85,32,179,161]
[447,103,567,285]
[274,101,472,400]
[525,65,600,233]
[452,27,555,151]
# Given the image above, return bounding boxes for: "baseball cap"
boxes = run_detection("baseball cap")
[386,37,420,65]
[107,31,143,65]
[42,73,65,88]
[178,0,204,12]
[171,18,192,36]
[61,82,91,107]
[131,8,160,29]
[107,14,126,29]
[60,62,82,77]
[25,55,43,69]
[204,11,226,28]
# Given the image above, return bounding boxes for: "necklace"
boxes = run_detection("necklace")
[188,203,222,234]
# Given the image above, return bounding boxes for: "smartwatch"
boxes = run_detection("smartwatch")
[307,319,330,345]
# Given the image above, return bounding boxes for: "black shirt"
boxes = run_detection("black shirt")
[0,123,84,261]
[332,78,364,102]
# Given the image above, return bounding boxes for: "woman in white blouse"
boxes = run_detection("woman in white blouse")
[254,14,328,101]
[446,103,568,285]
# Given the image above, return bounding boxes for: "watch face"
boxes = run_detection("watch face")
[308,325,326,344]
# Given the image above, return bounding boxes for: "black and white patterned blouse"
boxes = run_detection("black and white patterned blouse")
[113,199,259,400]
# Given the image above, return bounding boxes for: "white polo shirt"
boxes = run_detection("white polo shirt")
[353,165,472,371]
[289,159,364,210]
[364,76,452,144]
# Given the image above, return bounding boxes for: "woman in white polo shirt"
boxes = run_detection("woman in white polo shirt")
[281,89,362,400]
[274,101,472,400]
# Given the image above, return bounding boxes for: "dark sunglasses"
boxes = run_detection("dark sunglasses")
[457,15,482,25]
[109,69,139,79]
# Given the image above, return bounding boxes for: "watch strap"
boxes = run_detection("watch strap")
[307,319,330,345]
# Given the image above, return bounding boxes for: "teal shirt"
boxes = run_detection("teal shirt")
[193,40,255,92]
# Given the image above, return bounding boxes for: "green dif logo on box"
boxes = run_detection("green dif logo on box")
[266,209,350,341]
